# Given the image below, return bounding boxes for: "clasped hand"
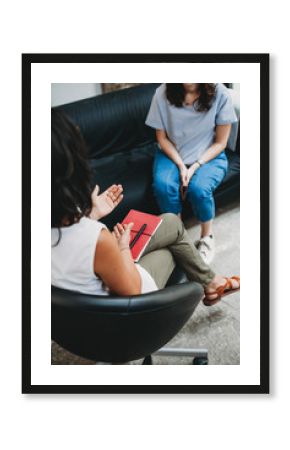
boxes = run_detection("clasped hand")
[179,163,200,188]
[90,184,123,220]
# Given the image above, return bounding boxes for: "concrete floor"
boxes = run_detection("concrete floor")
[51,200,240,365]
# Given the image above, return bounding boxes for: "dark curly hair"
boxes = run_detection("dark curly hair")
[51,109,92,230]
[166,83,216,112]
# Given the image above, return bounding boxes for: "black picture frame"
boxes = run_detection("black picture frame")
[22,53,269,394]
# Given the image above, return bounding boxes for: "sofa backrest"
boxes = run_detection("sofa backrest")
[55,83,161,160]
[54,83,240,159]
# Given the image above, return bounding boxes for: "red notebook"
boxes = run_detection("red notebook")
[121,210,163,262]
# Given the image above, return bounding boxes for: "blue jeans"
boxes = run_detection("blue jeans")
[152,149,228,222]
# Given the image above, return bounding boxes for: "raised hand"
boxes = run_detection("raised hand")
[90,184,123,220]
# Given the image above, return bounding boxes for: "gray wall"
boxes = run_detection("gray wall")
[51,83,102,107]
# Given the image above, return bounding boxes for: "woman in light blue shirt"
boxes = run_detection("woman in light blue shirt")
[145,83,238,264]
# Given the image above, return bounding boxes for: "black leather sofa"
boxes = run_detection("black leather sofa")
[51,83,240,364]
[55,83,240,230]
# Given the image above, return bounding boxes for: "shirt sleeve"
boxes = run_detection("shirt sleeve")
[145,91,165,130]
[215,89,238,125]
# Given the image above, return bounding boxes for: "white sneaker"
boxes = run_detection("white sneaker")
[195,235,215,265]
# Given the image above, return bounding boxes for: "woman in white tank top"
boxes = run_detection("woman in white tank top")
[52,215,157,295]
[51,110,239,305]
[51,110,157,296]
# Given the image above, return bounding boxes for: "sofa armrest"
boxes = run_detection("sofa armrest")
[227,88,240,153]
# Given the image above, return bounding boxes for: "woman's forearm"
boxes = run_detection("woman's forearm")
[198,142,226,164]
[157,135,185,168]
[187,141,227,180]
[199,124,231,164]
[119,248,142,292]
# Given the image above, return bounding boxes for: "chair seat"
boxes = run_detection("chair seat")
[166,266,188,286]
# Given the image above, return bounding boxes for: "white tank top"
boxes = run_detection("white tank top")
[51,217,158,296]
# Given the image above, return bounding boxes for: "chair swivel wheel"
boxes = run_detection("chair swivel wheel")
[193,357,208,365]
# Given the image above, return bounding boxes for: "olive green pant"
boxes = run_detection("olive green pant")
[138,213,215,289]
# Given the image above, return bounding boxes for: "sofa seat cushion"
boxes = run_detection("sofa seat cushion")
[214,149,240,206]
[217,149,240,192]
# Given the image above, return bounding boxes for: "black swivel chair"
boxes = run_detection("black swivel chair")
[52,279,208,365]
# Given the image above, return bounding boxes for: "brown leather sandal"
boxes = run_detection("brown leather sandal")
[203,276,240,306]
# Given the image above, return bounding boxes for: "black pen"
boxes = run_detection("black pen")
[130,223,147,249]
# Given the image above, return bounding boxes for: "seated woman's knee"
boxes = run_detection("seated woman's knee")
[188,182,211,201]
[153,176,179,197]
[160,212,181,227]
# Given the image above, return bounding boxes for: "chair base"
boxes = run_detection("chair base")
[94,347,209,365]
[142,346,209,365]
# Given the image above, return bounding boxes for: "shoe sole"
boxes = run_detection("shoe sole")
[203,287,240,306]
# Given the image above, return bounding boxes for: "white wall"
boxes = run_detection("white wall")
[51,83,102,106]
[233,83,240,94]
